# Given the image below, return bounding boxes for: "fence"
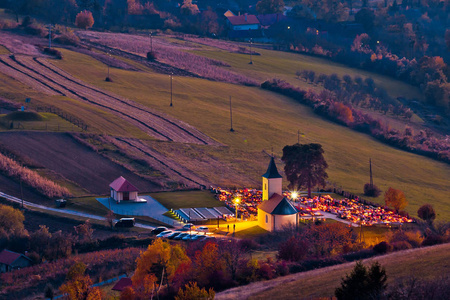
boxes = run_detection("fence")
[0,120,84,132]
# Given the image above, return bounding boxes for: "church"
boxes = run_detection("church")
[257,157,299,232]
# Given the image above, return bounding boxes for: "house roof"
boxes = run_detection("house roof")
[227,14,260,26]
[109,176,139,192]
[0,249,30,266]
[112,277,133,291]
[224,9,235,17]
[257,14,287,27]
[262,157,282,179]
[258,193,298,215]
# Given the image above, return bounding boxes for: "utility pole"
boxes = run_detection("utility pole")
[298,130,300,144]
[170,73,173,107]
[149,32,153,53]
[229,96,234,132]
[369,158,373,187]
[249,38,253,64]
[46,24,54,48]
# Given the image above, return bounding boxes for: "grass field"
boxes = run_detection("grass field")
[149,190,223,209]
[249,243,450,300]
[0,45,10,55]
[0,112,83,132]
[50,49,450,220]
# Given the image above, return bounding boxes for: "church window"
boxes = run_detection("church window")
[264,184,267,190]
[265,214,268,223]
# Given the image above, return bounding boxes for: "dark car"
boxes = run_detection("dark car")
[173,233,189,240]
[167,232,182,239]
[114,218,135,228]
[151,226,168,235]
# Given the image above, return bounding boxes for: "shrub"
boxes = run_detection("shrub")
[147,51,157,60]
[43,48,63,59]
[391,241,412,251]
[75,10,94,30]
[417,204,436,225]
[364,183,381,197]
[373,241,391,254]
[54,31,80,46]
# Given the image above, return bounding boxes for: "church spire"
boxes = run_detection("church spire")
[262,156,282,179]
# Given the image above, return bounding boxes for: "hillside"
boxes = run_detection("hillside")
[0,32,448,220]
[216,243,450,300]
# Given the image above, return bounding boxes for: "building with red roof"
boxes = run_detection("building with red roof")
[0,249,32,273]
[112,277,133,292]
[110,176,140,203]
[226,13,260,31]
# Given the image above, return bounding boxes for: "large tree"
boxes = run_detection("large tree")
[281,143,328,198]
[384,187,407,213]
[256,0,285,14]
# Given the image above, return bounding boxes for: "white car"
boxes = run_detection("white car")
[156,230,173,238]
[197,226,209,233]
[182,223,196,230]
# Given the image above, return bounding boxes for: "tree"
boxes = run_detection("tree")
[0,204,25,235]
[74,220,94,242]
[60,262,102,300]
[384,187,407,213]
[175,282,215,300]
[363,183,381,197]
[256,0,285,14]
[282,143,328,198]
[44,283,55,300]
[75,10,94,29]
[180,0,199,15]
[335,261,387,300]
[417,204,436,225]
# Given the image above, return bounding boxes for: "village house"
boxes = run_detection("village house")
[258,157,299,232]
[226,13,260,31]
[110,176,140,203]
[0,249,32,273]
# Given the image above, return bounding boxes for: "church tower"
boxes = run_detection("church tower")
[262,157,282,201]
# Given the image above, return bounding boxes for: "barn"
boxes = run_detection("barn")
[110,176,139,203]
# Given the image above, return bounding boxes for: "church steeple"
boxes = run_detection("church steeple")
[262,157,282,201]
[262,157,282,179]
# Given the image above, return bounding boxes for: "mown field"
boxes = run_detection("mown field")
[50,48,450,220]
[216,243,450,300]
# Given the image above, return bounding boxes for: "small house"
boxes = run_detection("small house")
[226,13,260,31]
[110,176,139,203]
[0,249,32,273]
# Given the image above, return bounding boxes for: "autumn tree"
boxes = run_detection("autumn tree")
[384,187,407,213]
[256,0,285,14]
[175,282,215,300]
[0,204,25,235]
[193,242,226,289]
[133,238,191,297]
[74,220,94,242]
[60,262,102,300]
[282,143,328,198]
[180,0,199,15]
[417,204,436,225]
[75,10,94,30]
[335,261,387,300]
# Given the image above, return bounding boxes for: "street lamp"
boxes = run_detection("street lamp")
[234,197,240,221]
[105,50,112,82]
[249,38,253,64]
[291,191,298,201]
[170,73,173,107]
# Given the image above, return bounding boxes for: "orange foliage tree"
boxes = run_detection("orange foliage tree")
[193,242,225,288]
[60,262,102,300]
[175,282,215,300]
[75,10,94,30]
[384,187,407,213]
[132,238,190,297]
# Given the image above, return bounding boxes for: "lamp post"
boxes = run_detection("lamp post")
[106,50,111,81]
[234,197,240,222]
[249,38,253,64]
[170,73,173,107]
[291,191,298,202]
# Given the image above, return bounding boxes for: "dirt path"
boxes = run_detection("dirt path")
[0,53,219,145]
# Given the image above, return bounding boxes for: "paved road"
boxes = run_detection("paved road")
[0,191,156,230]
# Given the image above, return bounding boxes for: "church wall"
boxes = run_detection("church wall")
[274,214,297,231]
[258,208,273,231]
[268,178,282,199]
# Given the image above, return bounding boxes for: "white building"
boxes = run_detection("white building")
[109,176,139,203]
[226,14,260,31]
[258,157,299,232]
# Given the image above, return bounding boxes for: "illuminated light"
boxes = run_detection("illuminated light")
[291,191,298,200]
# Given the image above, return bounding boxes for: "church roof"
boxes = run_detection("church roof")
[258,193,298,215]
[262,157,282,179]
[109,176,139,192]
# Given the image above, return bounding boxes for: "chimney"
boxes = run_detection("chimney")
[245,13,247,22]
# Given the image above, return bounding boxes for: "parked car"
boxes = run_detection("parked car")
[182,223,196,230]
[167,232,182,239]
[151,227,168,235]
[174,233,189,240]
[202,236,216,242]
[197,226,209,233]
[156,230,172,238]
[114,218,135,228]
[191,235,207,241]
[182,234,197,241]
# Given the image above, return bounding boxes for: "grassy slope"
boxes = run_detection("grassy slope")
[245,243,450,300]
[0,72,147,138]
[149,190,223,209]
[0,45,10,55]
[51,48,450,220]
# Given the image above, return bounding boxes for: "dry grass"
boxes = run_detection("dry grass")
[216,243,450,300]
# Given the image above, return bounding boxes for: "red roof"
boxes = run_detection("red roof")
[227,14,260,26]
[0,249,24,265]
[109,176,139,192]
[112,277,133,291]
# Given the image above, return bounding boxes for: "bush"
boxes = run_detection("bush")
[147,51,157,60]
[43,48,63,59]
[75,10,94,30]
[54,32,80,46]
[364,183,381,197]
[391,241,412,251]
[373,241,391,254]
